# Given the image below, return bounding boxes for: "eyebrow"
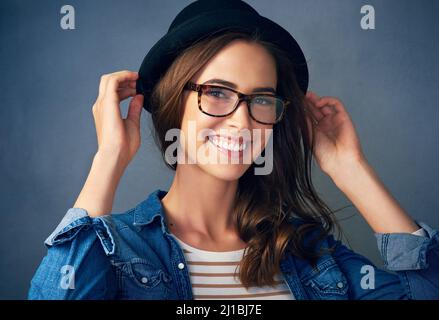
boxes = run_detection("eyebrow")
[202,78,276,94]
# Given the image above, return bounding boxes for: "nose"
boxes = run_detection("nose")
[228,99,252,129]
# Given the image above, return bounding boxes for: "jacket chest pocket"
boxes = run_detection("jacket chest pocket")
[302,260,349,300]
[116,258,173,300]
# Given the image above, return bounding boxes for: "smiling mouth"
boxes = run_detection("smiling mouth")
[207,135,248,153]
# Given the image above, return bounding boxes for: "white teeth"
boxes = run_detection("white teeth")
[209,136,247,152]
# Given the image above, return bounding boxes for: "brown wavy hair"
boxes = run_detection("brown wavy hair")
[147,29,345,288]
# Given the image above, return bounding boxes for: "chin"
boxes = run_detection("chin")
[199,163,250,182]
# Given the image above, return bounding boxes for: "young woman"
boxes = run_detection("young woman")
[28,0,438,300]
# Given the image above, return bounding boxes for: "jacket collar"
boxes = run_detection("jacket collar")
[133,189,169,233]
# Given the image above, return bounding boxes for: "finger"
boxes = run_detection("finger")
[117,80,138,90]
[304,95,324,122]
[127,80,137,89]
[98,74,109,97]
[117,88,137,100]
[320,105,336,116]
[98,71,137,98]
[316,98,345,118]
[100,72,138,126]
[305,91,323,109]
[315,97,343,114]
[306,91,321,103]
[307,94,340,117]
[104,71,139,100]
[126,94,144,126]
[303,105,321,125]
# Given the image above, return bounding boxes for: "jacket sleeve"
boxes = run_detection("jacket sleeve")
[329,221,439,300]
[28,208,118,300]
[374,221,439,299]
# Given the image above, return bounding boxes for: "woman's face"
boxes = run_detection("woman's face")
[179,39,277,181]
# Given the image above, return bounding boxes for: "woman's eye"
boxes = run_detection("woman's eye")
[254,97,269,104]
[207,90,225,98]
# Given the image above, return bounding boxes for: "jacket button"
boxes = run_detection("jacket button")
[141,277,148,284]
[337,282,344,288]
[178,263,185,270]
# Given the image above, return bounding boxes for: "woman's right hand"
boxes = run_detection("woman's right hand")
[92,70,144,169]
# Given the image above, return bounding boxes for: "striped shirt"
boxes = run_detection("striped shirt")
[172,235,295,300]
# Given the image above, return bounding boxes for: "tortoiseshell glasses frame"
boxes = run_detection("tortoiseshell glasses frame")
[184,81,291,125]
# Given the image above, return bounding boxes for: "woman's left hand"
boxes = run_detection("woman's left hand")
[303,92,420,234]
[303,91,366,177]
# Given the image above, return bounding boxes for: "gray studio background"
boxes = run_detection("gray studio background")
[1,0,438,299]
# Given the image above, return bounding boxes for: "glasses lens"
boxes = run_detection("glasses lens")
[250,96,284,124]
[201,86,236,115]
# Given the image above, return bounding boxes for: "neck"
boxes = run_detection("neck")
[161,163,239,242]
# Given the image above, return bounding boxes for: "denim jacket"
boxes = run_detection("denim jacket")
[28,189,439,300]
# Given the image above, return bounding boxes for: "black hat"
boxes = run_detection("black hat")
[136,0,309,113]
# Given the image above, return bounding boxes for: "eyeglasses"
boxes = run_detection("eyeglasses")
[184,81,290,125]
